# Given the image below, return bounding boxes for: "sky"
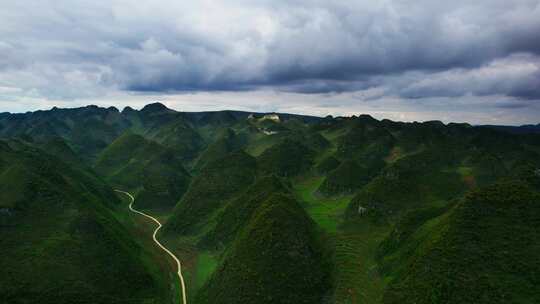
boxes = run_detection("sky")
[1,0,539,125]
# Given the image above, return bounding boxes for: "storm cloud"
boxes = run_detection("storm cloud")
[0,0,539,123]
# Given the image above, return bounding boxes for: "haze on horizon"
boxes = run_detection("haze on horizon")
[1,0,539,125]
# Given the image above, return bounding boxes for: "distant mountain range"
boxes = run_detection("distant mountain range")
[479,123,540,134]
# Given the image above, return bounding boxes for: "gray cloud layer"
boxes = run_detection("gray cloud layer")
[0,0,539,122]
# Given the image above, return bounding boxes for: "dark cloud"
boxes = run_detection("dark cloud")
[495,100,532,109]
[394,55,540,100]
[0,0,539,121]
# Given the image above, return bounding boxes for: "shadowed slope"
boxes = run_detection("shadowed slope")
[95,133,190,211]
[380,183,540,304]
[200,175,290,249]
[0,140,163,304]
[165,151,257,234]
[258,138,315,177]
[196,193,331,304]
[318,160,375,196]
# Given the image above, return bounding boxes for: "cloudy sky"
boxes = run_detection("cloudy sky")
[1,0,539,124]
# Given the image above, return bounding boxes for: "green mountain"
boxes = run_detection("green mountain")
[165,151,257,234]
[145,117,205,163]
[258,138,315,177]
[317,159,373,196]
[379,182,540,303]
[132,150,191,212]
[94,132,190,211]
[0,106,130,162]
[196,111,238,126]
[39,137,82,165]
[0,140,166,304]
[196,193,331,304]
[193,128,244,171]
[1,103,540,304]
[346,147,467,219]
[200,175,290,249]
[316,155,341,174]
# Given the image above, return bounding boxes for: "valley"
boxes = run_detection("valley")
[116,190,187,304]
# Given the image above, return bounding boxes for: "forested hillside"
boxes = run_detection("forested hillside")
[1,103,539,303]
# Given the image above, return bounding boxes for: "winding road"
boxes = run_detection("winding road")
[115,190,187,304]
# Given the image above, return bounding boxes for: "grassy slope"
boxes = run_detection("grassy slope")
[294,176,352,233]
[288,119,394,304]
[293,175,390,304]
[381,183,540,304]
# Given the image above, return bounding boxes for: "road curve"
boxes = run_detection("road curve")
[115,190,187,304]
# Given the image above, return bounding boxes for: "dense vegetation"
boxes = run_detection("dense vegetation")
[200,175,290,249]
[318,160,373,196]
[1,103,539,304]
[257,138,315,177]
[94,133,191,211]
[196,193,331,304]
[0,140,166,304]
[380,183,540,303]
[164,151,257,234]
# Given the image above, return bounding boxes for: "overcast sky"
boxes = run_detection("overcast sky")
[1,0,539,124]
